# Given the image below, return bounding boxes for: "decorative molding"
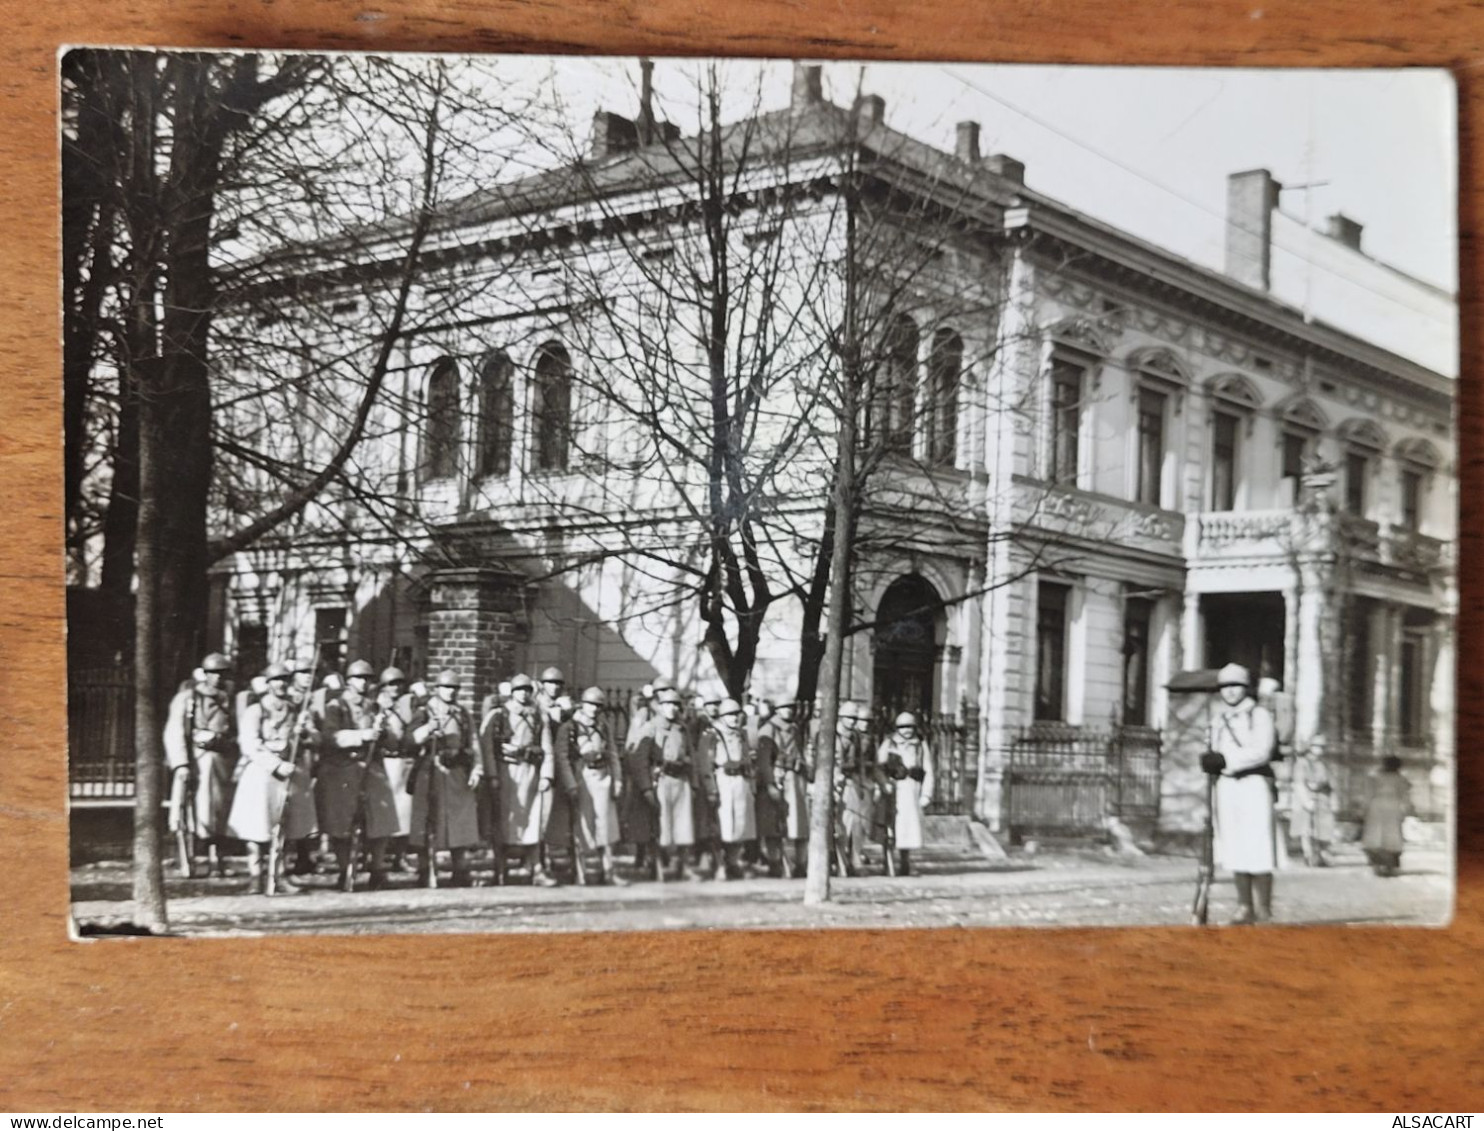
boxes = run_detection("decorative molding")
[1338,417,1389,451]
[1047,315,1117,356]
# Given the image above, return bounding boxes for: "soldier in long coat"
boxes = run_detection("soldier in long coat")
[320,659,402,890]
[634,687,699,880]
[481,673,558,887]
[754,700,808,876]
[553,687,626,885]
[375,669,416,859]
[163,651,237,877]
[282,657,322,876]
[407,668,483,887]
[833,701,881,876]
[876,712,935,876]
[696,698,757,881]
[226,664,303,894]
[1201,663,1280,924]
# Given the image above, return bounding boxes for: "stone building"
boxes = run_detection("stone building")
[199,63,1455,842]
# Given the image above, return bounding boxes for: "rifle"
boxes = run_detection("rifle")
[420,717,443,890]
[566,724,588,885]
[881,748,899,878]
[345,706,389,894]
[1193,767,1216,926]
[173,689,199,879]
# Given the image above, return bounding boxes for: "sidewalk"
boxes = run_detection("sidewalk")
[69,842,1453,936]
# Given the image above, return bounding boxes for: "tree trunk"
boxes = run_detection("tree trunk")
[131,398,169,933]
[794,496,837,707]
[804,424,858,905]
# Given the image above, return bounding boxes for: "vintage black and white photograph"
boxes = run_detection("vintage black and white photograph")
[63,50,1457,936]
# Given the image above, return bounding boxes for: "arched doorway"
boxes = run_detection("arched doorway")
[872,574,945,720]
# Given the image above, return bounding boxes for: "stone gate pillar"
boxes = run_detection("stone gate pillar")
[423,566,527,712]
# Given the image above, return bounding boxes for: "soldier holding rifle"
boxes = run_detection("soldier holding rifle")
[482,673,558,887]
[697,698,757,881]
[320,659,399,891]
[407,668,483,888]
[634,687,700,881]
[1201,662,1280,925]
[226,663,302,895]
[280,655,322,878]
[834,701,881,877]
[163,651,237,879]
[555,687,627,886]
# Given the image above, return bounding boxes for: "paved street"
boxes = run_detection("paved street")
[69,841,1452,936]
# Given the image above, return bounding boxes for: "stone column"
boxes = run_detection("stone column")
[1282,584,1300,693]
[1292,562,1333,749]
[1180,590,1203,671]
[423,566,528,713]
[1369,601,1395,749]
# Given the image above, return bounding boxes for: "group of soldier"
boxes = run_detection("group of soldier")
[164,652,939,896]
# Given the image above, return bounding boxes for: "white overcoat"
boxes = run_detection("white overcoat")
[1209,698,1279,874]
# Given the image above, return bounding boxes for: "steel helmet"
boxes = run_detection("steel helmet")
[434,668,461,688]
[895,711,919,729]
[262,662,290,682]
[717,698,743,718]
[201,652,231,673]
[539,666,566,684]
[379,667,407,686]
[580,686,606,707]
[346,659,376,679]
[509,673,535,692]
[1217,662,1252,689]
[656,688,683,706]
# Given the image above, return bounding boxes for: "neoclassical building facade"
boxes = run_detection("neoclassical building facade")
[207,65,1456,841]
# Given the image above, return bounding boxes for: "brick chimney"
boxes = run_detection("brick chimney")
[1325,212,1363,251]
[1225,168,1282,290]
[983,153,1024,184]
[956,121,981,163]
[854,93,885,129]
[791,62,822,110]
[590,111,639,160]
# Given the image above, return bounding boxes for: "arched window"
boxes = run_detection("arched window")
[421,357,460,482]
[477,351,514,479]
[882,314,919,455]
[926,328,962,467]
[532,342,572,472]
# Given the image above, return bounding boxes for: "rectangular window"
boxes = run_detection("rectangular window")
[1281,431,1307,483]
[1346,604,1372,736]
[1400,469,1423,532]
[1049,359,1083,486]
[235,623,269,686]
[1136,389,1166,506]
[1035,582,1070,722]
[1122,597,1153,726]
[1398,632,1425,744]
[1345,451,1369,515]
[314,607,347,675]
[1210,411,1239,511]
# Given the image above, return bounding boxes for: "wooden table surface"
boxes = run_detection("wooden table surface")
[2,0,1481,1112]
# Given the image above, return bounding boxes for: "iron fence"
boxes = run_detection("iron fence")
[69,668,135,800]
[1005,723,1162,838]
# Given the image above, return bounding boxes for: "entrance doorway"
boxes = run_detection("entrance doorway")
[1201,592,1285,685]
[871,574,945,719]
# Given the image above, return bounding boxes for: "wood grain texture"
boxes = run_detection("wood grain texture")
[2,0,1481,1111]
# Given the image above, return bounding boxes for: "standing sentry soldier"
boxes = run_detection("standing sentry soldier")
[226,663,302,894]
[164,651,238,878]
[1201,663,1280,924]
[556,687,627,886]
[407,669,484,887]
[621,679,672,875]
[482,673,558,887]
[877,712,934,877]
